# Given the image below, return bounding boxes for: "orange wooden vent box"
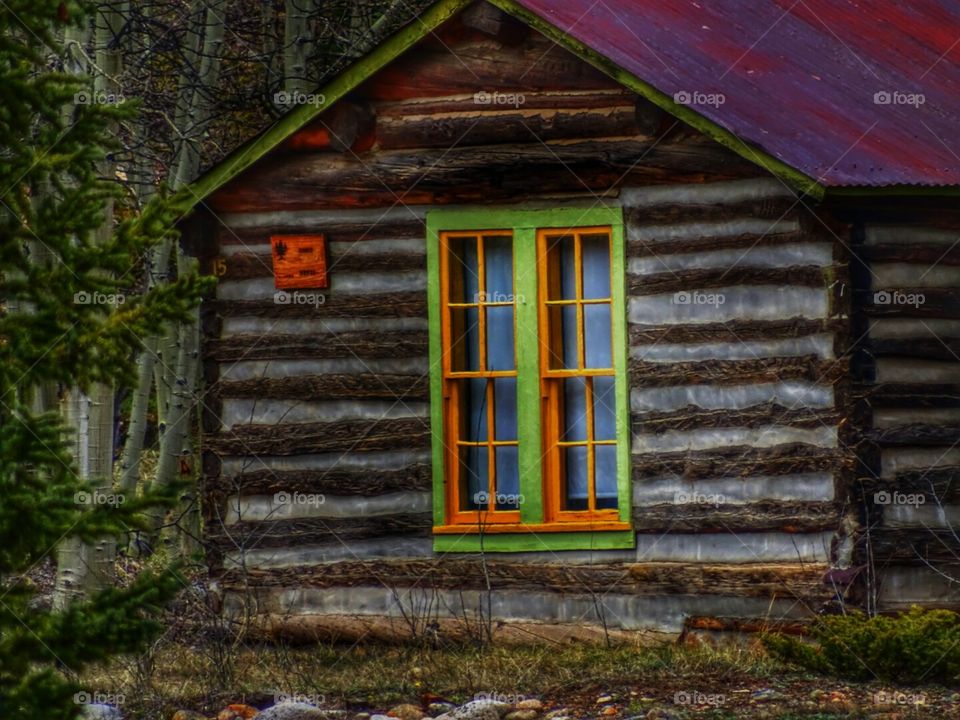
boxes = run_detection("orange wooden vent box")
[270,234,328,289]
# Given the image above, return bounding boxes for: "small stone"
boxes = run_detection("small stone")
[595,697,613,705]
[750,689,782,703]
[81,705,123,720]
[354,715,371,720]
[600,707,618,717]
[427,704,455,717]
[388,704,426,720]
[172,712,207,720]
[436,700,511,720]
[504,711,538,720]
[644,709,681,720]
[515,700,543,712]
[257,702,331,720]
[218,705,259,720]
[372,716,393,720]
[545,710,569,720]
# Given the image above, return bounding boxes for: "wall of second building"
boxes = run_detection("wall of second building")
[196,6,851,641]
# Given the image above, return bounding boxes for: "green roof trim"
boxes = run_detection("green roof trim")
[179,0,954,211]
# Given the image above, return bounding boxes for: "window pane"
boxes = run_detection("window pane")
[595,445,618,509]
[495,446,520,510]
[561,304,579,368]
[593,376,616,441]
[563,445,588,510]
[460,445,489,510]
[583,304,612,369]
[483,235,513,302]
[581,233,611,299]
[546,234,577,300]
[449,306,480,371]
[486,305,515,370]
[494,377,517,441]
[462,378,488,442]
[562,377,588,442]
[448,235,479,303]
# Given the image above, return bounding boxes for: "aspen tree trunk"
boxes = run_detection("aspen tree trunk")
[284,0,316,94]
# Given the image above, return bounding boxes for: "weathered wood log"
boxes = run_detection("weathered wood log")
[210,463,433,498]
[629,318,839,345]
[861,471,960,505]
[632,404,838,432]
[284,101,376,152]
[205,332,429,362]
[628,229,803,257]
[866,338,960,361]
[212,138,757,212]
[631,501,840,533]
[218,220,426,247]
[632,443,847,480]
[213,292,427,319]
[867,529,960,566]
[870,424,960,447]
[865,383,960,408]
[629,265,828,295]
[862,243,960,266]
[207,514,432,549]
[207,416,430,456]
[218,559,831,601]
[629,356,847,387]
[623,197,802,224]
[215,373,429,402]
[220,250,424,281]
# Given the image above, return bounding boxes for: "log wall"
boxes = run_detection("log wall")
[195,5,857,641]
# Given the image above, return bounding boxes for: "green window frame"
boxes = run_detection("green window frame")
[426,206,633,552]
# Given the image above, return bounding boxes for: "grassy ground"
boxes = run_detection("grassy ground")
[83,639,959,719]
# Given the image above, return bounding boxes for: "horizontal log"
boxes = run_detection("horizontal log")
[209,463,433,498]
[629,356,847,387]
[866,529,960,566]
[211,138,757,212]
[870,424,960,447]
[213,292,427,319]
[220,251,425,281]
[861,288,960,318]
[866,337,960,361]
[623,196,802,224]
[376,90,638,118]
[632,443,847,480]
[376,105,644,150]
[207,514,432,550]
[862,472,960,505]
[205,331,429,362]
[214,374,428,402]
[861,243,960,266]
[632,404,838,432]
[219,559,831,601]
[864,384,960,408]
[206,417,430,456]
[629,265,828,296]
[629,318,839,345]
[218,220,426,247]
[632,501,840,533]
[628,229,804,257]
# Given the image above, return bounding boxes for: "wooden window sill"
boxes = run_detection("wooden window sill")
[433,521,632,535]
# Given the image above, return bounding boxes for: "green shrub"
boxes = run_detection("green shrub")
[762,606,960,683]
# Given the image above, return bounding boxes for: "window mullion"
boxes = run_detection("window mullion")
[514,226,542,524]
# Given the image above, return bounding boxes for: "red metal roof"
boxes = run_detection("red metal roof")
[514,0,960,187]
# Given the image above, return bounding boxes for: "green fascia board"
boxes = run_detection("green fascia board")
[427,204,633,553]
[434,530,635,553]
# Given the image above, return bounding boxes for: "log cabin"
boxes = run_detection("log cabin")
[179,0,960,642]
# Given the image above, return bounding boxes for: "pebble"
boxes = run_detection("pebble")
[388,704,426,720]
[545,710,570,720]
[172,712,207,720]
[81,705,123,720]
[428,704,456,716]
[600,707,617,716]
[595,697,613,705]
[504,711,538,720]
[219,705,259,720]
[257,701,332,720]
[515,700,543,712]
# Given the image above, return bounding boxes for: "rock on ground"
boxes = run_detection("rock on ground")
[80,704,123,720]
[257,701,335,720]
[435,700,512,720]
